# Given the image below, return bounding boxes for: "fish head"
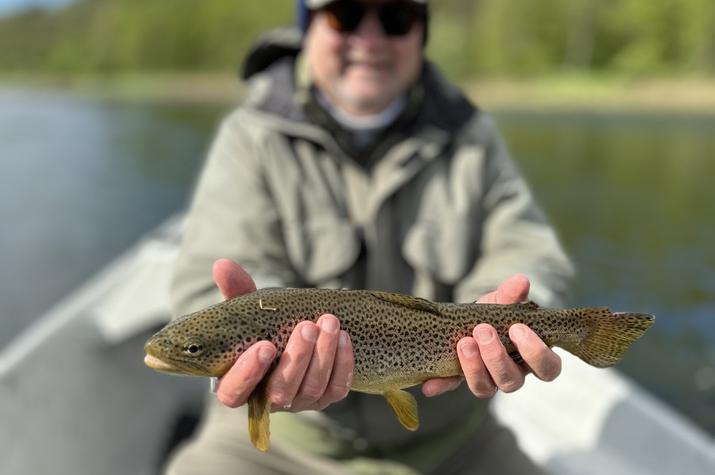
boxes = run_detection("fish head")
[143,303,259,378]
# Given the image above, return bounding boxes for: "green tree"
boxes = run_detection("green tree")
[1,0,714,78]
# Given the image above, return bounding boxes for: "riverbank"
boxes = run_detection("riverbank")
[465,76,715,116]
[2,72,715,115]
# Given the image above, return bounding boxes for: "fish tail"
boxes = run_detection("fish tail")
[559,308,655,368]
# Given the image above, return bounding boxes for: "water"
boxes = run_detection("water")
[500,111,715,435]
[0,90,713,436]
[502,111,715,320]
[0,89,222,345]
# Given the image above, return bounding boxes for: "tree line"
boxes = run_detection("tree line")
[1,0,713,78]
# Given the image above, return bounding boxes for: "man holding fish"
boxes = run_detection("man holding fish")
[164,0,574,473]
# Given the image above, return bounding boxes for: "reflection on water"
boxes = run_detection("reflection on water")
[0,90,712,435]
[500,112,715,435]
[0,90,223,346]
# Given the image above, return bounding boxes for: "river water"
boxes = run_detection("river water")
[1,89,713,436]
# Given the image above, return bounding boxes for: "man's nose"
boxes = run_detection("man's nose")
[351,9,388,46]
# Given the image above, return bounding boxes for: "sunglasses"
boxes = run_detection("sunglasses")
[322,1,426,37]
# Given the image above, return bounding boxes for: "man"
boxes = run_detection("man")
[166,0,573,473]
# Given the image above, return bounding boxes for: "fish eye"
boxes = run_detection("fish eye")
[183,341,204,356]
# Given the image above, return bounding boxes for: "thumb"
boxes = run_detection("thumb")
[212,259,257,300]
[477,274,530,304]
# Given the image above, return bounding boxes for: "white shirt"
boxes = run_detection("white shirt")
[315,91,407,148]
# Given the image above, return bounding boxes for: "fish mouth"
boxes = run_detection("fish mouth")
[143,338,179,373]
[144,354,183,374]
[143,337,233,377]
[143,353,212,376]
[144,338,210,376]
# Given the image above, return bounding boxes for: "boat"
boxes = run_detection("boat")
[1,215,713,475]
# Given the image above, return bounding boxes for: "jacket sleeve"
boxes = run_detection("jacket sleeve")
[170,111,297,317]
[454,115,574,307]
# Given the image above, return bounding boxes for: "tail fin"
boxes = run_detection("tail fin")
[560,308,655,368]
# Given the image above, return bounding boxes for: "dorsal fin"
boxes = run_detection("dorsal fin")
[515,300,540,311]
[489,301,541,314]
[369,291,442,316]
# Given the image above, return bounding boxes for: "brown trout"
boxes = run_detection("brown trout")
[144,288,654,451]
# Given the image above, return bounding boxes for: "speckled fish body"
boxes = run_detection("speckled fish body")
[144,287,654,451]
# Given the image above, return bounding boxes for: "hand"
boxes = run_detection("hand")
[421,274,562,398]
[212,259,354,412]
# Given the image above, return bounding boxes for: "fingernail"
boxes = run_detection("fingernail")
[461,340,478,357]
[510,324,526,340]
[319,316,339,334]
[301,324,319,342]
[476,326,494,344]
[258,346,275,364]
[339,331,350,348]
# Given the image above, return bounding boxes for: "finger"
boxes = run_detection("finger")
[212,258,257,300]
[457,337,498,398]
[477,274,530,304]
[474,324,525,393]
[267,321,319,410]
[292,315,341,410]
[421,376,463,398]
[316,330,354,409]
[215,342,276,408]
[509,324,562,381]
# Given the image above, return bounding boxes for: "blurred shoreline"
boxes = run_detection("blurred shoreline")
[2,72,715,116]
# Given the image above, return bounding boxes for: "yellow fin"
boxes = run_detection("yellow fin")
[248,382,271,451]
[369,291,441,316]
[384,389,419,431]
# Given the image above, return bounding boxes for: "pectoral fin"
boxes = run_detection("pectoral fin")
[248,382,271,451]
[384,389,419,431]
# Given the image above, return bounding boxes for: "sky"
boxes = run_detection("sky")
[0,0,73,15]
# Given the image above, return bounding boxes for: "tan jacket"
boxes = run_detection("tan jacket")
[171,33,573,448]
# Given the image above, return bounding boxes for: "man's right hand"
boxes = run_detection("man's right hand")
[211,259,354,413]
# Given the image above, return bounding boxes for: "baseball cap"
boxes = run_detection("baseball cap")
[297,0,429,36]
[305,0,426,7]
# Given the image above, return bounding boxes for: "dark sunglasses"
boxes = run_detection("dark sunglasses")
[322,0,426,37]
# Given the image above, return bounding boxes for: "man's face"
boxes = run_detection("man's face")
[304,1,424,116]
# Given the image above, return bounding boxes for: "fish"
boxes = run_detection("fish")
[144,287,655,451]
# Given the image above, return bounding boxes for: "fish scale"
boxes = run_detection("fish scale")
[144,287,655,451]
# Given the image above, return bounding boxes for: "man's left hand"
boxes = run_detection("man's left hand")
[421,274,562,398]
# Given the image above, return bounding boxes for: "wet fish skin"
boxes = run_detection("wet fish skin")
[144,287,655,451]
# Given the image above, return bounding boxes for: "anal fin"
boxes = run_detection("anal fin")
[384,389,419,431]
[248,381,271,451]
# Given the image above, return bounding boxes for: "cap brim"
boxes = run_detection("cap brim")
[305,0,426,9]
